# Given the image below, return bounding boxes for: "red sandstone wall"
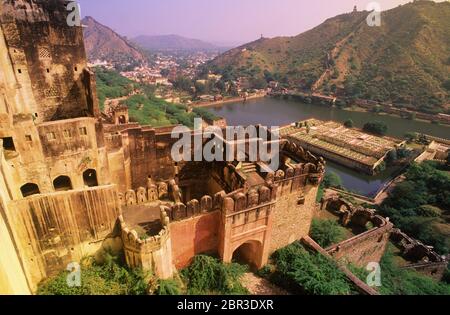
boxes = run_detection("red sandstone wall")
[170,211,221,269]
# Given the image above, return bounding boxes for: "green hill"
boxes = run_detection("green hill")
[209,1,450,113]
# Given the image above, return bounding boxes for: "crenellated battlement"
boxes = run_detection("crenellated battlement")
[119,208,173,279]
[119,208,170,250]
[118,180,168,207]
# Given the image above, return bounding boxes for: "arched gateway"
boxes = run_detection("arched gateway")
[232,240,264,269]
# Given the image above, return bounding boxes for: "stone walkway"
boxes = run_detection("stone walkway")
[241,273,290,295]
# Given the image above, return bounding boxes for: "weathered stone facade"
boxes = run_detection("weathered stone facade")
[320,195,394,267]
[320,195,448,281]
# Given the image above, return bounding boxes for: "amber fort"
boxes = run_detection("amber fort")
[0,0,329,294]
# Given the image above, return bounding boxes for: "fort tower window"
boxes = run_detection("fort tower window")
[83,169,98,187]
[46,132,56,141]
[79,127,87,136]
[53,175,73,192]
[17,69,22,74]
[20,183,40,198]
[1,137,16,151]
[25,135,32,142]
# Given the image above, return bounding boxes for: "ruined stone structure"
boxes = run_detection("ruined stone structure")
[281,119,405,175]
[0,1,325,294]
[390,229,448,281]
[320,195,448,281]
[320,196,393,267]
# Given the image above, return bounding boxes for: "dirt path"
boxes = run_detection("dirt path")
[241,273,290,295]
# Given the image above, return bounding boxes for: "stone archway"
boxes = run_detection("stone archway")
[20,183,40,198]
[232,240,264,270]
[118,115,126,124]
[53,175,73,191]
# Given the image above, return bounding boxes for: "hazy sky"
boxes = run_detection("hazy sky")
[77,0,443,45]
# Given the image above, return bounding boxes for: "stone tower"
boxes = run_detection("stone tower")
[0,0,100,122]
[0,0,118,294]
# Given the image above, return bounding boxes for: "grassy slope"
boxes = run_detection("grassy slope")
[333,1,450,110]
[211,11,367,87]
[210,1,450,112]
[94,67,217,128]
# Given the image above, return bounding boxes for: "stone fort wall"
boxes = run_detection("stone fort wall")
[321,197,394,267]
[3,185,120,292]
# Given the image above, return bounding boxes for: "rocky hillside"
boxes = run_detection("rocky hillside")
[82,16,147,68]
[132,34,218,51]
[209,1,450,113]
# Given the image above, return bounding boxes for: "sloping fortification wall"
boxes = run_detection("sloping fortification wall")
[322,197,394,267]
[391,229,448,281]
[4,185,120,292]
[0,197,30,294]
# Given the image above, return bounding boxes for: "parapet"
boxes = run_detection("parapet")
[164,184,278,222]
[118,181,168,207]
[119,208,170,251]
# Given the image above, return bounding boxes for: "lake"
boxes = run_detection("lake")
[208,97,450,197]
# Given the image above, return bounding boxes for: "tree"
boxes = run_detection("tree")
[443,79,450,91]
[270,243,356,295]
[322,172,343,189]
[181,255,248,295]
[310,219,346,248]
[405,132,417,143]
[250,77,268,89]
[344,119,354,128]
[172,76,193,92]
[363,121,388,136]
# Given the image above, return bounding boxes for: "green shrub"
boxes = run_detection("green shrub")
[381,162,450,255]
[156,279,181,295]
[37,255,149,295]
[378,248,450,295]
[271,243,356,295]
[417,205,443,218]
[181,255,248,295]
[322,172,343,189]
[344,119,354,128]
[363,121,388,136]
[310,219,347,248]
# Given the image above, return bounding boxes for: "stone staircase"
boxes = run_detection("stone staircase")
[240,162,257,175]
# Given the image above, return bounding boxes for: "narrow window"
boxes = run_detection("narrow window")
[79,127,87,136]
[63,130,72,138]
[46,132,56,141]
[83,169,98,187]
[1,137,16,151]
[25,135,32,142]
[17,69,22,74]
[46,68,50,73]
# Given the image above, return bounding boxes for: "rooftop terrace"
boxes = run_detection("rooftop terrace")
[281,119,404,167]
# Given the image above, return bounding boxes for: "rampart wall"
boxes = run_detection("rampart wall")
[4,185,121,292]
